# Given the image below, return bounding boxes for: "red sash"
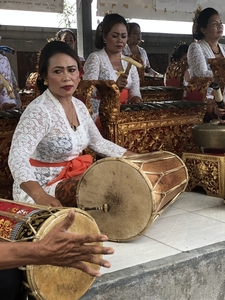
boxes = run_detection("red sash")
[30,154,93,186]
[120,89,129,104]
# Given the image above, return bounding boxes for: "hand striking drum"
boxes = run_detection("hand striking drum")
[0,199,105,300]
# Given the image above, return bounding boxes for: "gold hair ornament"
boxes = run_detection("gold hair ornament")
[171,41,187,62]
[192,5,202,36]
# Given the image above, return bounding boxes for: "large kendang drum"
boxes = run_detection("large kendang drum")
[0,199,101,300]
[192,121,225,153]
[76,151,189,242]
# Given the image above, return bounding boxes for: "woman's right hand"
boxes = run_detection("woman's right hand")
[116,73,128,91]
[35,194,62,207]
[20,181,63,207]
[37,210,114,276]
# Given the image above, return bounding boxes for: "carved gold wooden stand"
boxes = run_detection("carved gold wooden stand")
[182,152,225,198]
[75,80,207,157]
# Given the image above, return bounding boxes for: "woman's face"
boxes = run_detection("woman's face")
[45,53,80,101]
[60,32,76,49]
[104,23,128,53]
[202,14,223,40]
[128,25,142,45]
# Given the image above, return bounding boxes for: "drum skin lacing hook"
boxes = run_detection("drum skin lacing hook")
[25,216,39,238]
[80,203,110,213]
[25,211,56,240]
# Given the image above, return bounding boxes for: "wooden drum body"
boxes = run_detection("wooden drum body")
[0,199,101,300]
[76,151,188,242]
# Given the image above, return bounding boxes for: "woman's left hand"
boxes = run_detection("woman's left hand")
[123,150,136,156]
[129,96,142,104]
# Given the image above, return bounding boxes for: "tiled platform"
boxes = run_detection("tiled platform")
[101,191,225,274]
[82,190,225,299]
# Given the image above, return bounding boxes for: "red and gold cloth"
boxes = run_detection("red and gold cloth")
[0,201,36,240]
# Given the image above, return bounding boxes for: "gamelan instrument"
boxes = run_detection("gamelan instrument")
[76,151,189,242]
[0,198,101,300]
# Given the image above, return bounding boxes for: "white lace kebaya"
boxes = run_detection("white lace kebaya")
[8,89,126,204]
[83,48,141,121]
[187,39,225,78]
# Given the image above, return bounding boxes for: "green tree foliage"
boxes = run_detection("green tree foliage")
[58,0,76,28]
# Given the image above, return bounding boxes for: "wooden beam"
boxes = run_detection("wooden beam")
[76,0,93,60]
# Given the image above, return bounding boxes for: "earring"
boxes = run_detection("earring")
[44,80,48,86]
[103,40,106,44]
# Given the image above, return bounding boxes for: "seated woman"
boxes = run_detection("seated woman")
[164,42,190,88]
[171,43,189,63]
[55,28,85,63]
[83,14,142,126]
[8,40,135,208]
[187,7,225,120]
[188,7,225,78]
[122,22,161,77]
[0,53,21,110]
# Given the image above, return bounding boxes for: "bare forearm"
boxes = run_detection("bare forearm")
[0,242,40,269]
[20,181,46,202]
[0,211,115,277]
[20,181,62,207]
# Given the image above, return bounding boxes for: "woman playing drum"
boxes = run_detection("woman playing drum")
[8,40,134,208]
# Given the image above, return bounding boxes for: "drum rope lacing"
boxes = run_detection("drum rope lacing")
[0,210,57,242]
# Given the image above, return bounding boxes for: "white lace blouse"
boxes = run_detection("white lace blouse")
[0,54,21,108]
[83,48,141,120]
[187,39,225,78]
[8,89,126,204]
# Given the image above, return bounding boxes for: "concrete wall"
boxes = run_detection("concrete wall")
[0,25,57,85]
[0,25,194,86]
[81,241,225,300]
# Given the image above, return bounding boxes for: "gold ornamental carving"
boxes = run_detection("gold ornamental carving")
[182,153,225,198]
[165,61,188,86]
[208,57,225,92]
[76,80,207,157]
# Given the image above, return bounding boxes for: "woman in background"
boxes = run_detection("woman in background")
[171,43,189,64]
[187,7,225,120]
[123,22,161,76]
[188,7,225,78]
[55,28,85,62]
[164,42,190,88]
[83,14,142,124]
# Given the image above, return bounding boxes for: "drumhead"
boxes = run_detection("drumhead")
[76,157,153,242]
[26,208,101,300]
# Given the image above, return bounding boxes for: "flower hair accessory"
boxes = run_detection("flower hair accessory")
[192,5,202,36]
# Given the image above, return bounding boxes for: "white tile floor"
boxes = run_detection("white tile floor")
[101,191,225,275]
